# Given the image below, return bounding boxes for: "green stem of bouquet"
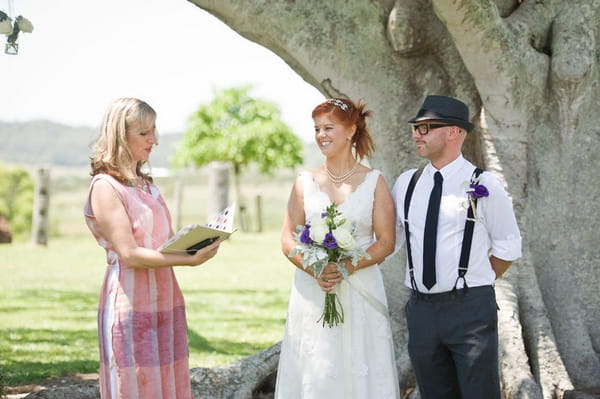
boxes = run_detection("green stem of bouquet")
[318,292,344,328]
[317,246,345,328]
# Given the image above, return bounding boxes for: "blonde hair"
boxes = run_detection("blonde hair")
[90,98,156,183]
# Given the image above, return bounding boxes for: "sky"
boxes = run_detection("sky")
[0,0,324,141]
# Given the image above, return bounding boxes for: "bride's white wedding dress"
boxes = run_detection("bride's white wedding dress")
[275,169,400,399]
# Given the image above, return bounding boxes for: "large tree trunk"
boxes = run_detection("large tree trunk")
[187,0,600,397]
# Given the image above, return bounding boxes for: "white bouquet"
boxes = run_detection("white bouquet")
[289,203,370,327]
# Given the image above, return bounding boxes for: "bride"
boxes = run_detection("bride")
[276,98,400,398]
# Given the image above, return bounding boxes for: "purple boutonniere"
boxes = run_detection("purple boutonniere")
[468,183,489,199]
[466,175,489,220]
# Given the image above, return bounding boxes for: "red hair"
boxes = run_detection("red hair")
[312,98,374,160]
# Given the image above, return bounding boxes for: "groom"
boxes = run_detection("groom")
[391,95,522,398]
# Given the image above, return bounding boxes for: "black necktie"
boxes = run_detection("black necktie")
[423,171,443,289]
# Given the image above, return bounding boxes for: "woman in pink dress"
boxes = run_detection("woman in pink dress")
[84,98,221,398]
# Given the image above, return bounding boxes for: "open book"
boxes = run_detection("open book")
[159,205,235,255]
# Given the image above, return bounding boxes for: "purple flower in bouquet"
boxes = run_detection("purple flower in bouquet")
[300,225,313,244]
[323,232,338,249]
[468,183,489,199]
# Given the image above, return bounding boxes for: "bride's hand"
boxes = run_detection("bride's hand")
[316,263,344,292]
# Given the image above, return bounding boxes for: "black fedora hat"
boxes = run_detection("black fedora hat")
[408,95,475,132]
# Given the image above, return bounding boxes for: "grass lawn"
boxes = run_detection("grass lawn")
[0,233,294,386]
[0,171,297,387]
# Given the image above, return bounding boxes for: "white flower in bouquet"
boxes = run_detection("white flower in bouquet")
[332,225,355,250]
[16,16,34,33]
[333,213,345,226]
[308,216,329,243]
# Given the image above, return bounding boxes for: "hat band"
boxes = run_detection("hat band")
[415,109,468,122]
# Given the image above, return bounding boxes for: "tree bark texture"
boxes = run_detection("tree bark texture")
[187,0,600,397]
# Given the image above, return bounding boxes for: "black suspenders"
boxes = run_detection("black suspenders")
[403,167,424,292]
[403,167,484,293]
[456,167,484,291]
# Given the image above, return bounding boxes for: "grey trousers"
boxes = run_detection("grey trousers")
[405,285,500,399]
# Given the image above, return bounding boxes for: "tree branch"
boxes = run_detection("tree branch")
[190,342,281,398]
[550,1,599,144]
[430,0,538,216]
[431,1,515,91]
[430,0,547,112]
[505,0,567,54]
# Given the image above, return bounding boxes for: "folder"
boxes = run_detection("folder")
[159,205,235,255]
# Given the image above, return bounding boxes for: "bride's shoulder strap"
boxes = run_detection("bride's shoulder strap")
[297,170,312,187]
[367,168,382,187]
[297,170,318,198]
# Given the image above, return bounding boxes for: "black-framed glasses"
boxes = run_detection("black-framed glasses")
[411,123,450,135]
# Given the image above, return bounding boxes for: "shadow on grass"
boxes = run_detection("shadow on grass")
[1,328,98,386]
[2,359,99,387]
[2,289,97,305]
[183,288,290,312]
[187,328,218,352]
[0,289,98,323]
[1,287,287,385]
[2,327,97,346]
[182,288,286,296]
[187,328,274,358]
[3,327,273,386]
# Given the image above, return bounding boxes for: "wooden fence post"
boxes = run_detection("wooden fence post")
[173,176,183,231]
[255,195,263,233]
[208,162,230,221]
[31,168,50,246]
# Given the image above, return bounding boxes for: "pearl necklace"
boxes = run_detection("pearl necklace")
[326,161,359,184]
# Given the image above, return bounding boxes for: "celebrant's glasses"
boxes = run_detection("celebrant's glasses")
[411,123,450,135]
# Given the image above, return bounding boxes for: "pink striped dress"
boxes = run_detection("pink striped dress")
[84,174,192,399]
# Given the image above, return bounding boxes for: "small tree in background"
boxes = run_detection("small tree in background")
[174,86,304,230]
[0,162,34,241]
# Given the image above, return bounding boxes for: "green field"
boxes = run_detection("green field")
[0,169,297,386]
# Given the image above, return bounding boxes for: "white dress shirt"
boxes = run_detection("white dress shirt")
[391,155,522,293]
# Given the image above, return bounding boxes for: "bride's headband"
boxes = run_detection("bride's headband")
[327,98,349,112]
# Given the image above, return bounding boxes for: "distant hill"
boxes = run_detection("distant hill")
[0,120,181,168]
[0,120,322,173]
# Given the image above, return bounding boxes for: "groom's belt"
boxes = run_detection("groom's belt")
[411,285,493,302]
